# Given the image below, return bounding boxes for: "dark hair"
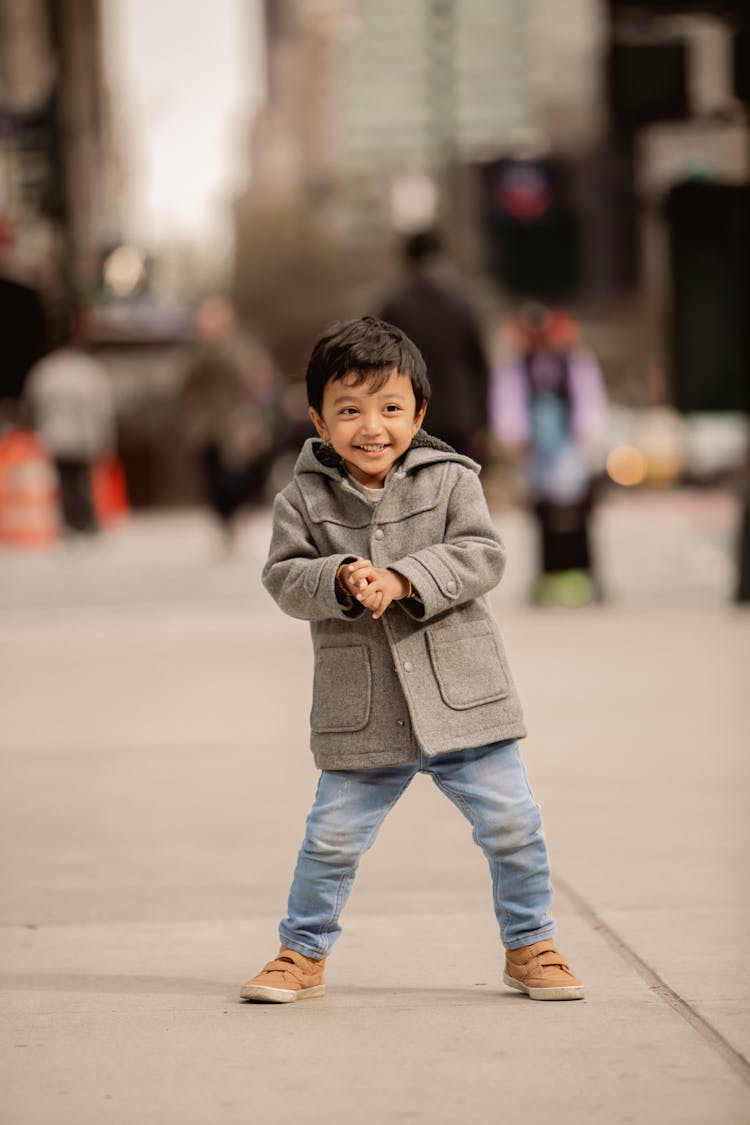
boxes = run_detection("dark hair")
[305,316,431,415]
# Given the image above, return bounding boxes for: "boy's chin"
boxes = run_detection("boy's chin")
[345,458,392,483]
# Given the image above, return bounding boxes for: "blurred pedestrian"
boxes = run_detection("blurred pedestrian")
[377,229,490,458]
[178,297,282,549]
[492,304,607,606]
[0,216,50,430]
[239,316,585,1005]
[24,318,116,535]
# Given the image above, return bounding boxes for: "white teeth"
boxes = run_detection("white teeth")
[360,444,385,451]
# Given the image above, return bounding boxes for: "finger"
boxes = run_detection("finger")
[372,597,389,619]
[359,587,381,606]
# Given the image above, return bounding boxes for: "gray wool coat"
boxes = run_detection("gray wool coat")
[262,433,526,770]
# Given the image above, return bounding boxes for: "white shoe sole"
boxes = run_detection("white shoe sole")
[503,971,585,1001]
[239,983,325,1004]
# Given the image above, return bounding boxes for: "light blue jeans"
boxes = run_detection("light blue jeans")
[279,739,555,957]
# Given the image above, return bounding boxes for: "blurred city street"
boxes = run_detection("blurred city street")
[1,489,749,1124]
[2,0,750,1121]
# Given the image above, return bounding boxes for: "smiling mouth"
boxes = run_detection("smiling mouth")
[357,444,389,453]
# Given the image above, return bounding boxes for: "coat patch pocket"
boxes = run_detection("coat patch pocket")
[311,645,372,733]
[426,625,509,710]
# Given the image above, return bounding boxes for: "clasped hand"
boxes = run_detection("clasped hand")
[340,558,409,620]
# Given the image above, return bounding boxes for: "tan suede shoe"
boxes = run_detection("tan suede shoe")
[503,939,585,1000]
[240,947,326,1004]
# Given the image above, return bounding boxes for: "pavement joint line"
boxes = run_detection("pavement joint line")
[556,873,750,1086]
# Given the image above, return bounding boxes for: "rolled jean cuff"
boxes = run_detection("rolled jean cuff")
[278,930,328,960]
[503,924,557,951]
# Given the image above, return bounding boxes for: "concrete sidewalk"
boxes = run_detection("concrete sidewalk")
[1,494,749,1124]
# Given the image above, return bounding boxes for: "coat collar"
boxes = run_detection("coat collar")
[295,429,479,480]
[291,431,480,528]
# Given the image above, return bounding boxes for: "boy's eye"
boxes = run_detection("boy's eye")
[339,407,358,415]
[383,404,402,413]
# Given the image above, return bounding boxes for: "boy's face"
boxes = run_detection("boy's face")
[309,368,426,488]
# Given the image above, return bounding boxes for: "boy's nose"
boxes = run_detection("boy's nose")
[359,414,384,436]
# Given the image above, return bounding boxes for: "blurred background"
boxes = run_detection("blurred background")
[1,0,749,599]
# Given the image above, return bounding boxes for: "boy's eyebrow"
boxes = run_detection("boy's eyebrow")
[330,390,409,405]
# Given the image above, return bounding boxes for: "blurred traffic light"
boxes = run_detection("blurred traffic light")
[666,179,750,414]
[480,158,581,299]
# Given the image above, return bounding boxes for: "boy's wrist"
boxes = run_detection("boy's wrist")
[335,562,354,607]
[389,569,413,600]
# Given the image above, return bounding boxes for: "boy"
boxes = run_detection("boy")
[240,317,584,1004]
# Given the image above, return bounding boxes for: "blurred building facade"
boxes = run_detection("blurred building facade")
[605,2,748,407]
[237,0,609,385]
[248,0,603,234]
[0,0,115,325]
[2,1,745,510]
[243,1,748,410]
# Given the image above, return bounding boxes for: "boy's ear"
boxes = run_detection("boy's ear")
[309,407,328,442]
[413,402,427,433]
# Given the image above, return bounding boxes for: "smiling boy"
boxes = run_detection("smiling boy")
[240,316,584,1004]
[307,348,427,619]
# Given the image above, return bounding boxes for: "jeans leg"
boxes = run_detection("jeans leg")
[279,764,415,959]
[429,741,555,950]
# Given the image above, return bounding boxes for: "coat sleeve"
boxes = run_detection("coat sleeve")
[262,489,365,621]
[390,467,506,621]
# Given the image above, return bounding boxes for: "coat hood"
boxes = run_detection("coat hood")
[293,430,480,482]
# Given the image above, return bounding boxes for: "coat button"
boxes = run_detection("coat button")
[397,719,405,727]
[446,580,457,593]
[403,661,413,672]
[374,528,384,540]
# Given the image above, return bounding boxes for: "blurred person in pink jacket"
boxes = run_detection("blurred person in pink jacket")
[491,305,607,606]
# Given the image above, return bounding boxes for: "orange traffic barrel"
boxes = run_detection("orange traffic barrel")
[0,429,60,547]
[92,455,129,527]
